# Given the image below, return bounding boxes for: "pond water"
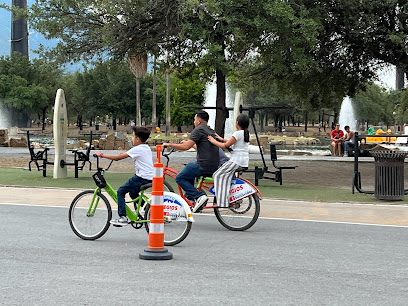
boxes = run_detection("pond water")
[28,136,89,145]
[274,138,332,156]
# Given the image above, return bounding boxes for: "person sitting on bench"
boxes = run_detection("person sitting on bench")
[331,124,344,156]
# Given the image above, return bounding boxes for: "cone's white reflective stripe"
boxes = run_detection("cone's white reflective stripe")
[151,195,164,206]
[154,167,163,177]
[149,223,164,233]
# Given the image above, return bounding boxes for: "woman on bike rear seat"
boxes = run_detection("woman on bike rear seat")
[95,126,153,226]
[208,114,250,208]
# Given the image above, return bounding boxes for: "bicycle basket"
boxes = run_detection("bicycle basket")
[92,171,107,188]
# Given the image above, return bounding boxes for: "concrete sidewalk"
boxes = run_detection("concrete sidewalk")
[1,185,408,226]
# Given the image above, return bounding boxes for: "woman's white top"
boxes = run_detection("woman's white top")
[230,130,250,167]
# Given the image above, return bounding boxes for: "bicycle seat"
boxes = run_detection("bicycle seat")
[236,167,248,173]
[140,183,152,191]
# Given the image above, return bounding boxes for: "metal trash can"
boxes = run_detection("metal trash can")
[371,150,406,200]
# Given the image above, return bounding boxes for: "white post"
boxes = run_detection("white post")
[53,89,68,178]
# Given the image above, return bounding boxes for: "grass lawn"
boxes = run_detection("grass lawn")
[0,167,406,205]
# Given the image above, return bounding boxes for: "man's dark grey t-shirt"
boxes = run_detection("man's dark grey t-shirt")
[190,124,219,174]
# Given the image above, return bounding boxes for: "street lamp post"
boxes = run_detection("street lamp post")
[393,111,397,133]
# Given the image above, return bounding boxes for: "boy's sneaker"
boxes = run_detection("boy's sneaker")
[193,195,208,213]
[110,216,129,227]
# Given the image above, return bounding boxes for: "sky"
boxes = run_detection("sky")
[0,1,402,90]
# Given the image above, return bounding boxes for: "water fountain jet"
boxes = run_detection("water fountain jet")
[0,100,10,129]
[339,96,357,132]
[203,80,234,137]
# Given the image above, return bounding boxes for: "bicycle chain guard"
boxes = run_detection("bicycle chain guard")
[131,214,145,229]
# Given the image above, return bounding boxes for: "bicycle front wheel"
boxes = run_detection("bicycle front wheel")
[69,190,112,240]
[144,203,192,246]
[214,194,260,231]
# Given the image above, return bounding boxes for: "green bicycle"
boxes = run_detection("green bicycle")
[68,154,194,246]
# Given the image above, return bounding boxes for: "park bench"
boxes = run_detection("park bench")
[26,131,94,178]
[67,132,94,178]
[26,131,51,177]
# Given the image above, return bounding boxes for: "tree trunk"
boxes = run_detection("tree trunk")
[113,118,117,130]
[78,115,83,131]
[136,77,141,125]
[396,66,405,90]
[333,112,338,129]
[259,113,264,132]
[165,69,171,137]
[41,108,46,131]
[152,57,157,130]
[274,114,279,128]
[304,111,308,132]
[215,69,226,137]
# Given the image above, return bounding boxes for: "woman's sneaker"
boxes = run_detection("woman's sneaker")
[110,216,129,227]
[193,195,208,213]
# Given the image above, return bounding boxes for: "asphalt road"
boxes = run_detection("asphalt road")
[1,203,408,305]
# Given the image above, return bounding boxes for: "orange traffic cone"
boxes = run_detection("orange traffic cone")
[139,145,173,260]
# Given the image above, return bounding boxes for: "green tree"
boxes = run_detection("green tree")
[68,59,169,129]
[164,67,206,132]
[328,0,408,84]
[170,0,264,136]
[236,1,371,115]
[70,60,135,129]
[29,0,267,136]
[353,83,392,128]
[29,0,185,128]
[32,58,64,130]
[0,53,62,128]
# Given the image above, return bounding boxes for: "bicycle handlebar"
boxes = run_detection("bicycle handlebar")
[161,145,174,167]
[93,154,114,172]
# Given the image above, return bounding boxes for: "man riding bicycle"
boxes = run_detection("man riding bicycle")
[164,111,219,212]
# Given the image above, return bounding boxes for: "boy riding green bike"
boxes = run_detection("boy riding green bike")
[95,126,153,226]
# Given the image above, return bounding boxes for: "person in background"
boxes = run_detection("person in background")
[342,125,355,157]
[330,123,344,156]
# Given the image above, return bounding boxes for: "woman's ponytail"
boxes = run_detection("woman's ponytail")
[244,128,249,142]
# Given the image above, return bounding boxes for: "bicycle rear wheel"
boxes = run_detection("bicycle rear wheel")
[144,203,192,246]
[69,190,112,240]
[134,181,174,212]
[140,180,174,195]
[214,194,260,231]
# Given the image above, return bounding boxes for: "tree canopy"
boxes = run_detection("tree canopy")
[3,0,408,131]
[0,53,63,127]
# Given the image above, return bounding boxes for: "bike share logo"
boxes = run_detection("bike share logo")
[163,194,187,220]
[229,178,254,202]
